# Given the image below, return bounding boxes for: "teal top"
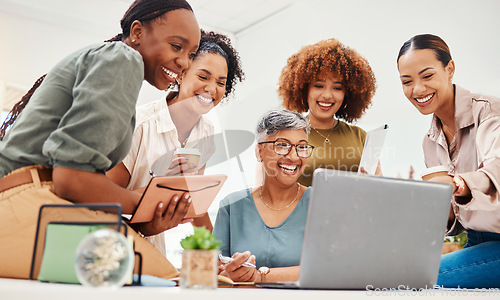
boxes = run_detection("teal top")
[213,187,311,269]
[0,42,143,176]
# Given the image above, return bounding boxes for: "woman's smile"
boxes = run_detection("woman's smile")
[160,66,179,81]
[414,93,435,107]
[278,162,301,175]
[196,93,214,106]
[317,101,335,110]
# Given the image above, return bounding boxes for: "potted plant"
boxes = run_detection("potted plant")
[180,226,221,289]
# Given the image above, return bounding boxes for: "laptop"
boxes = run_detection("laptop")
[259,169,452,290]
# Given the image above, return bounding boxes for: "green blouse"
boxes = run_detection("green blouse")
[0,42,143,176]
[298,120,366,187]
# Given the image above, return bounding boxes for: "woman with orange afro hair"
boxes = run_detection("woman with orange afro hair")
[278,38,377,186]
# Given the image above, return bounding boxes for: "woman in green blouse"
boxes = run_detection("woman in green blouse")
[0,0,199,280]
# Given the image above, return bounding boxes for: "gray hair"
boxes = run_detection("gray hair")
[255,109,310,143]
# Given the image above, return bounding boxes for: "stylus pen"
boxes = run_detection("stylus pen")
[219,254,256,268]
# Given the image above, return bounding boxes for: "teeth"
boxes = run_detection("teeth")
[318,101,334,107]
[279,163,298,172]
[197,95,213,104]
[160,66,178,79]
[415,93,434,103]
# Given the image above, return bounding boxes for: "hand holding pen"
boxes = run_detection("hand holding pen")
[219,253,256,268]
[219,251,260,282]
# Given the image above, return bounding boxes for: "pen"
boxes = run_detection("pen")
[218,254,256,268]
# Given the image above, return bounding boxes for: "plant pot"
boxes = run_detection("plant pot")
[180,249,220,289]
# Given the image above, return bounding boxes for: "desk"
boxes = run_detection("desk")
[1,278,499,300]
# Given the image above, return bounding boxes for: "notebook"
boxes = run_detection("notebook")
[130,174,227,223]
[259,169,452,290]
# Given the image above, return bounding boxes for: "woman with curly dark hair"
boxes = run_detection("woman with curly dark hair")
[107,29,244,252]
[278,38,377,186]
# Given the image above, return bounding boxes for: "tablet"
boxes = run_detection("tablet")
[130,174,227,223]
[357,124,388,175]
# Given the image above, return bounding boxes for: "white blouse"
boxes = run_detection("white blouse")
[123,98,216,190]
[122,97,216,255]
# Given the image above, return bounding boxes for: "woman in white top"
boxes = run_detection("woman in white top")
[107,30,244,255]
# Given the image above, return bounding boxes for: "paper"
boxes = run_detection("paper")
[358,124,388,175]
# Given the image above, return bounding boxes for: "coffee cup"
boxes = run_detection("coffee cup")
[173,148,201,171]
[420,165,449,181]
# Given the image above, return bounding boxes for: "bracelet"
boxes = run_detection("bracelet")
[258,266,270,282]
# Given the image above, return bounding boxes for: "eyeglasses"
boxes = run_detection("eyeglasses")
[258,140,314,158]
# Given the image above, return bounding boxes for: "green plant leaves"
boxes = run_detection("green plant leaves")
[444,231,468,248]
[180,226,221,250]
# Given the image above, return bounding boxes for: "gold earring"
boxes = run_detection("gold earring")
[131,39,136,43]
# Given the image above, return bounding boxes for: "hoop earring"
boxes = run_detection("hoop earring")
[168,81,180,92]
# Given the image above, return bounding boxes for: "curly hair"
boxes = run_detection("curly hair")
[278,38,376,123]
[197,30,244,98]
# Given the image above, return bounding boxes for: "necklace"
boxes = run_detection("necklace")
[442,125,455,138]
[311,127,334,144]
[308,118,338,144]
[259,183,300,211]
[180,137,188,148]
[179,127,195,148]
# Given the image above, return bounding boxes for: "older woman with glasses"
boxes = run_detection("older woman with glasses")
[213,109,313,283]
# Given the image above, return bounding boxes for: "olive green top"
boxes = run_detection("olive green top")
[0,42,143,176]
[298,120,366,187]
